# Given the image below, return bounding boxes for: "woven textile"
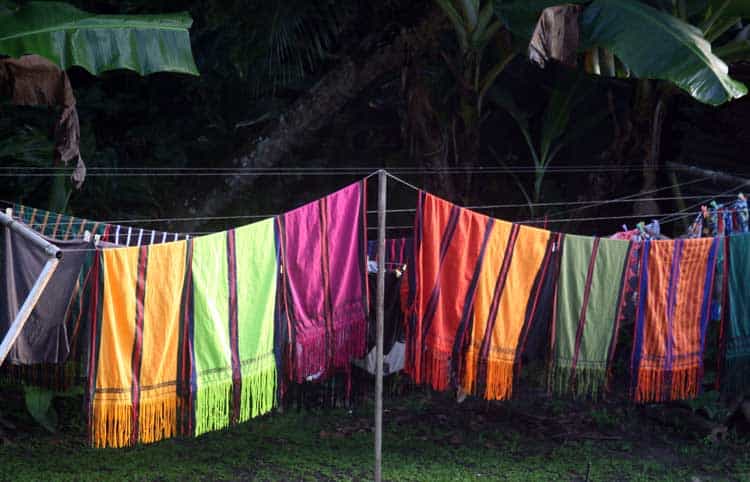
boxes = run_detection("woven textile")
[630,238,718,402]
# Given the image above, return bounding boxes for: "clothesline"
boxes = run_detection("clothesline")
[2,166,745,176]
[3,193,740,227]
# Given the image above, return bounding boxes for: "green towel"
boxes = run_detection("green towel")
[549,235,631,398]
[191,218,277,436]
[722,234,750,394]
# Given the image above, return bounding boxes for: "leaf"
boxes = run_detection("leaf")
[24,385,57,433]
[494,0,588,40]
[581,0,747,105]
[0,2,198,76]
[714,39,750,61]
[701,0,750,40]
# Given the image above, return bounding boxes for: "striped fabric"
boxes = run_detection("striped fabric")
[459,211,554,400]
[630,238,718,402]
[277,181,369,383]
[12,203,186,245]
[188,220,278,437]
[406,192,555,396]
[548,235,633,399]
[88,240,189,448]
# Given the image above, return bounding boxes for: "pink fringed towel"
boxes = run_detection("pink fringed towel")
[277,181,369,382]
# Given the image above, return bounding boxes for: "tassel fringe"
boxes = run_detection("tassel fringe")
[548,363,608,400]
[461,349,516,400]
[91,400,133,448]
[194,379,233,437]
[635,366,701,402]
[239,355,278,422]
[294,317,367,382]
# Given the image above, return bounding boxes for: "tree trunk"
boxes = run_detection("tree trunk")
[184,11,445,231]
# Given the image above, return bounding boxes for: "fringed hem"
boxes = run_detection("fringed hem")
[460,349,480,395]
[194,379,232,436]
[634,366,702,403]
[91,401,132,448]
[239,360,277,422]
[293,317,367,383]
[548,363,608,400]
[480,358,515,401]
[461,350,516,400]
[138,396,179,445]
[421,346,452,392]
[721,355,750,395]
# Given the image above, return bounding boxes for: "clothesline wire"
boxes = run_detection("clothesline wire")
[0,163,692,171]
[3,166,740,176]
[660,180,750,227]
[51,205,743,254]
[546,177,713,219]
[32,193,736,226]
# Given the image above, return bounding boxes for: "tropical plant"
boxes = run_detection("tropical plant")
[0,1,198,76]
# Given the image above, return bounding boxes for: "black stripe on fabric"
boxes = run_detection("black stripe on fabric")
[606,240,637,377]
[515,233,560,374]
[87,254,105,444]
[176,238,193,435]
[569,237,601,389]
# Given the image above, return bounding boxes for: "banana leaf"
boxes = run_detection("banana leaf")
[581,0,746,105]
[0,2,198,76]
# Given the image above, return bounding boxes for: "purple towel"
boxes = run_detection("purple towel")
[277,181,369,382]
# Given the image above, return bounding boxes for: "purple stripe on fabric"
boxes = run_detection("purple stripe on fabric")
[227,230,241,423]
[699,238,718,364]
[664,240,684,389]
[630,240,650,398]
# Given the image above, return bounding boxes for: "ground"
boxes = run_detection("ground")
[1,388,749,481]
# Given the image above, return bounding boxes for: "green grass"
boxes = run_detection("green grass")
[1,394,749,481]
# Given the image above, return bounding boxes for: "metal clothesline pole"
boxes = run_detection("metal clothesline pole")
[0,209,62,366]
[374,169,387,482]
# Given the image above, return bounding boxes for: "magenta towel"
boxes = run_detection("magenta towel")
[278,181,369,382]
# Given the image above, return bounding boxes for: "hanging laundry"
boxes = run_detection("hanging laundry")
[548,235,634,398]
[13,203,186,245]
[277,181,369,383]
[88,240,188,448]
[460,213,554,400]
[354,271,406,376]
[406,192,554,396]
[719,233,750,394]
[630,238,718,402]
[1,225,93,365]
[367,237,413,270]
[188,220,278,437]
[686,195,749,238]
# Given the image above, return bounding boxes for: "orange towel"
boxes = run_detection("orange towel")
[630,238,718,402]
[88,241,188,447]
[406,192,554,395]
[461,221,551,399]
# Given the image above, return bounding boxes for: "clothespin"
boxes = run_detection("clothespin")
[83,230,91,242]
[701,206,709,219]
[710,201,719,211]
[739,193,746,201]
[5,207,12,217]
[94,234,101,246]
